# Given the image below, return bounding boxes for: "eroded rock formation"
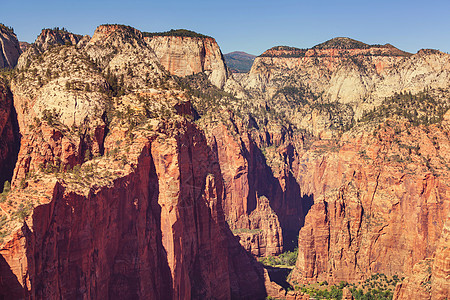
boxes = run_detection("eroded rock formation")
[290,118,450,285]
[237,38,450,137]
[146,33,228,89]
[393,211,450,300]
[0,24,267,300]
[0,25,449,300]
[0,25,21,69]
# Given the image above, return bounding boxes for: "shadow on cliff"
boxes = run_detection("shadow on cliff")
[265,266,293,290]
[171,125,268,299]
[0,91,21,192]
[245,140,314,252]
[27,146,173,299]
[0,254,25,300]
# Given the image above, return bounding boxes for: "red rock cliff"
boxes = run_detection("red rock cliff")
[290,119,450,285]
[201,116,310,256]
[1,119,267,299]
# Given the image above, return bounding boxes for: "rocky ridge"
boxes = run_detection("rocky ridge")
[0,24,21,69]
[145,29,228,89]
[0,25,268,299]
[236,39,450,137]
[224,51,256,73]
[0,25,448,300]
[193,37,450,299]
[290,116,450,284]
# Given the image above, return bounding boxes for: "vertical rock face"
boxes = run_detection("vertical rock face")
[0,228,30,300]
[202,118,308,256]
[33,28,82,52]
[0,79,19,189]
[0,25,21,69]
[290,119,450,284]
[1,25,449,300]
[393,212,450,300]
[0,24,267,300]
[18,121,265,299]
[146,34,228,88]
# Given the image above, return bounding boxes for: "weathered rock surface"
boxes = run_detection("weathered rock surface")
[33,28,82,52]
[291,118,450,284]
[146,34,228,88]
[393,211,450,300]
[12,46,109,186]
[244,40,450,107]
[234,195,283,257]
[18,42,30,53]
[236,38,450,136]
[0,228,30,300]
[201,118,310,256]
[1,25,449,300]
[0,24,268,300]
[85,25,168,88]
[0,25,21,69]
[0,118,267,299]
[224,51,256,73]
[21,124,258,299]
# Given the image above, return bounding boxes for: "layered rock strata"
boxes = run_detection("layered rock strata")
[0,25,21,69]
[0,24,268,300]
[291,117,450,285]
[393,211,450,300]
[237,38,450,137]
[146,34,228,89]
[0,25,449,300]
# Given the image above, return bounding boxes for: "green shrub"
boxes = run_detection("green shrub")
[259,248,298,267]
[143,29,211,39]
[3,181,11,193]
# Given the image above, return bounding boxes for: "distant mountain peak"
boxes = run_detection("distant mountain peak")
[260,37,412,58]
[227,51,256,56]
[313,37,370,50]
[33,28,83,52]
[142,29,212,39]
[224,51,256,73]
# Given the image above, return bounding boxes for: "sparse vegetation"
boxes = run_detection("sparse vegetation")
[0,23,14,34]
[360,90,449,126]
[13,202,34,221]
[0,181,11,202]
[41,108,60,126]
[104,69,126,97]
[143,29,211,39]
[259,248,298,267]
[292,273,403,300]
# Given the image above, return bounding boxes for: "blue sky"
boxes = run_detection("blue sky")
[1,0,449,55]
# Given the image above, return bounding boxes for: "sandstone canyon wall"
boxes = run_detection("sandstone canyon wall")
[0,25,267,300]
[146,33,228,89]
[290,118,450,284]
[0,25,449,300]
[0,25,21,69]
